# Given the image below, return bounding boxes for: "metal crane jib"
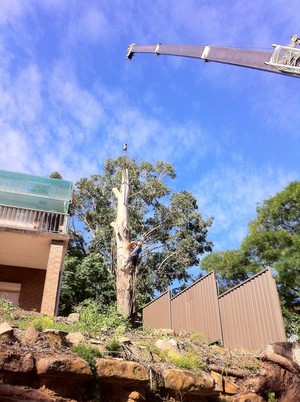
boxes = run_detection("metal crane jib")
[127,34,300,78]
[266,34,300,76]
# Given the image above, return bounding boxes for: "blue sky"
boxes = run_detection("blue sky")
[1,0,300,255]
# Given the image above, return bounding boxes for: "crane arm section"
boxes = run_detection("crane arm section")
[127,38,300,78]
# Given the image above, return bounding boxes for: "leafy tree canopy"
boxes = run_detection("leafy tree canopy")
[61,157,213,313]
[201,249,260,293]
[49,171,63,179]
[241,181,300,310]
[201,181,300,337]
[59,253,115,316]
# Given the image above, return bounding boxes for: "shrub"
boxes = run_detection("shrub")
[0,298,13,310]
[74,300,128,337]
[268,392,277,402]
[105,337,120,354]
[71,343,101,373]
[31,316,54,331]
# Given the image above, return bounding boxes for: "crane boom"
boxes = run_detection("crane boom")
[126,36,300,78]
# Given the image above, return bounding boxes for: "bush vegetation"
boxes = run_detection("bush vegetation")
[71,343,101,373]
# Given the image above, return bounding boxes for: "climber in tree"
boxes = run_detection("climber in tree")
[126,241,142,266]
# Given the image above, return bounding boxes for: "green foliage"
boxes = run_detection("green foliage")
[137,340,161,356]
[104,322,126,354]
[201,181,300,337]
[64,157,213,311]
[165,350,204,371]
[0,298,13,310]
[189,332,206,344]
[282,304,300,340]
[31,316,54,331]
[105,337,120,353]
[201,249,260,293]
[59,253,115,316]
[71,343,101,373]
[242,182,300,313]
[73,300,128,337]
[267,392,277,402]
[48,171,63,179]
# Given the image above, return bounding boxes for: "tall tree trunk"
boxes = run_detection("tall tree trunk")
[111,168,136,317]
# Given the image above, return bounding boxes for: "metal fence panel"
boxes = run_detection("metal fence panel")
[143,291,171,330]
[171,271,222,343]
[218,268,286,349]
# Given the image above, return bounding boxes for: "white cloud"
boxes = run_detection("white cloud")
[0,0,299,257]
[50,66,104,133]
[0,0,28,24]
[78,7,109,43]
[195,160,298,250]
[1,130,31,172]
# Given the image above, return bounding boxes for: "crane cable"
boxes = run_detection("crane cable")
[123,59,129,173]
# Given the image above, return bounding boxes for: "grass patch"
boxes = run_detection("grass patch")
[189,331,206,344]
[165,350,204,372]
[105,337,121,354]
[243,359,261,372]
[138,341,160,356]
[31,316,54,331]
[71,300,128,337]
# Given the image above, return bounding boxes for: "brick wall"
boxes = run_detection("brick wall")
[0,265,45,311]
[40,241,65,315]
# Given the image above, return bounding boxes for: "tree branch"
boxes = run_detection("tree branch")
[156,250,179,272]
[112,187,120,199]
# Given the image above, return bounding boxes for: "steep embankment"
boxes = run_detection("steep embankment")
[0,308,299,401]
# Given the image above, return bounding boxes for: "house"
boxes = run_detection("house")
[0,169,73,315]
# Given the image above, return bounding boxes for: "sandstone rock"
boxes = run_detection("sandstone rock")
[128,390,146,400]
[24,326,39,345]
[210,370,223,392]
[0,383,75,402]
[119,336,131,345]
[224,376,239,394]
[155,338,179,352]
[66,332,85,346]
[43,329,69,348]
[36,355,93,400]
[36,354,92,376]
[66,313,80,324]
[96,343,107,355]
[162,368,215,395]
[96,358,149,384]
[127,343,155,362]
[232,393,264,402]
[0,321,14,339]
[0,351,34,373]
[265,342,300,371]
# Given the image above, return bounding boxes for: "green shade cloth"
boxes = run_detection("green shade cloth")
[0,170,73,213]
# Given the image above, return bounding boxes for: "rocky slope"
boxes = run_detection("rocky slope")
[0,309,299,402]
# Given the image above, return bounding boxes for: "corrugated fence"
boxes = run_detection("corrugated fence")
[142,268,286,349]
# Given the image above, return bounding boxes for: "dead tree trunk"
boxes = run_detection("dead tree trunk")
[111,168,137,317]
